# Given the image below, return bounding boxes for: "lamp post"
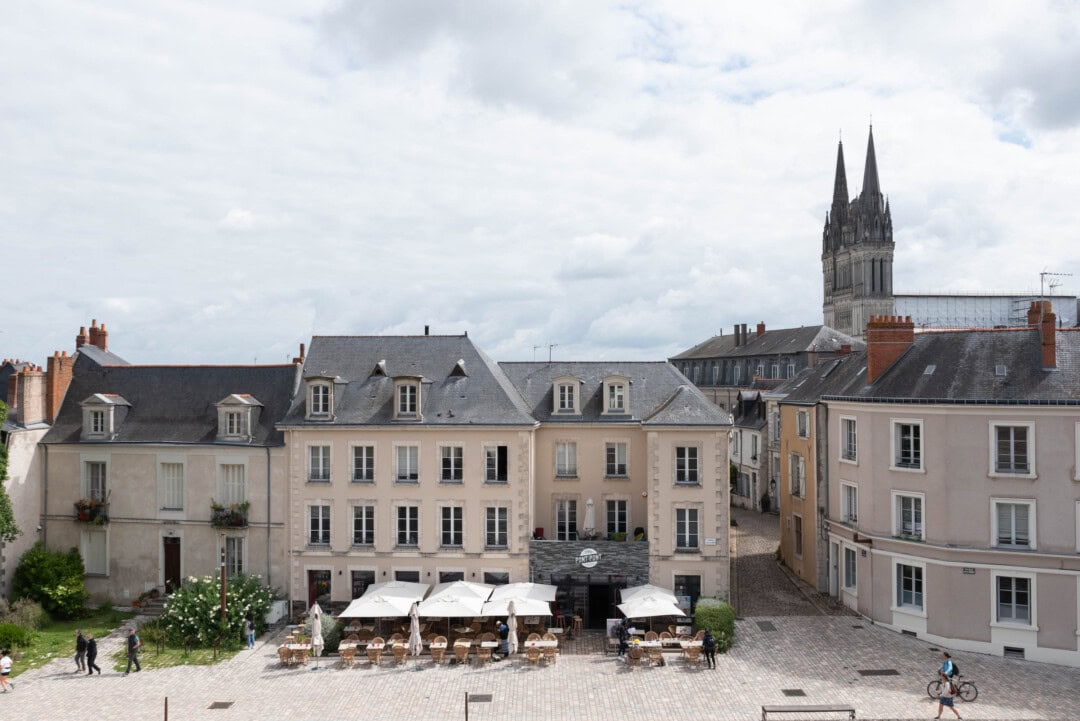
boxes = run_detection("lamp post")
[220,533,227,622]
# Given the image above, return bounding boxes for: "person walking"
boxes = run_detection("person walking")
[86,634,101,675]
[935,671,962,719]
[702,630,717,669]
[124,628,141,675]
[616,619,629,657]
[497,620,509,659]
[74,629,88,673]
[1,649,13,692]
[244,613,256,650]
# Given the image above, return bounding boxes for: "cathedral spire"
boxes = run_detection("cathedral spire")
[862,124,881,203]
[831,139,849,217]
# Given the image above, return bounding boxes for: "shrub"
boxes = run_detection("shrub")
[0,623,33,649]
[304,613,342,653]
[138,618,168,654]
[694,598,736,652]
[11,543,88,619]
[0,599,47,630]
[160,573,274,651]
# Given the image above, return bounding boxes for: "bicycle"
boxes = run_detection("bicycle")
[927,674,978,702]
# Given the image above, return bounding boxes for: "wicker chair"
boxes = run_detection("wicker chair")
[392,641,408,665]
[524,645,542,665]
[693,629,706,642]
[476,632,497,664]
[469,620,483,634]
[345,633,360,642]
[356,629,374,642]
[277,646,291,665]
[659,631,673,642]
[541,632,558,664]
[684,645,703,667]
[389,632,404,644]
[644,631,659,643]
[626,646,644,667]
[453,638,471,665]
[291,648,308,665]
[678,635,693,660]
[366,637,385,666]
[430,636,448,664]
[340,647,356,668]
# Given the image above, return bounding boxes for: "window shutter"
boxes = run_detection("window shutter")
[1014,504,1029,544]
[997,503,1013,544]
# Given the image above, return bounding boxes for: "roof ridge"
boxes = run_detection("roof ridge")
[99,363,296,369]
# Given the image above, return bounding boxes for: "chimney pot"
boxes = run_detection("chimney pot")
[757,321,766,337]
[425,325,430,336]
[733,324,740,347]
[1037,302,1057,369]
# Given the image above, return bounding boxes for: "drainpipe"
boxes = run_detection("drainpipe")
[266,446,271,588]
[42,445,48,546]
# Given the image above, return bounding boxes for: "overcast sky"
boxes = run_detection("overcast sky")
[3,1,1079,366]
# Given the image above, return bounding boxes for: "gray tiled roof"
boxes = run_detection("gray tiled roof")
[671,325,863,361]
[780,352,869,405]
[499,362,730,426]
[280,335,536,426]
[77,345,129,366]
[43,363,299,445]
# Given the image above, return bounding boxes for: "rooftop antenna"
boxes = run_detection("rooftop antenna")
[532,345,542,362]
[547,343,558,363]
[1040,270,1072,298]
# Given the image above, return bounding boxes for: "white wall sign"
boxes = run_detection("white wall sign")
[576,547,601,568]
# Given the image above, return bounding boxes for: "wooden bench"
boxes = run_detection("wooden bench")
[761,704,855,721]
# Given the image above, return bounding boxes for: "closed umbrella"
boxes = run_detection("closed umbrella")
[583,498,596,535]
[408,603,423,657]
[507,600,519,655]
[309,602,324,671]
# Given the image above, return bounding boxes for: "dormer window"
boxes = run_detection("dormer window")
[310,383,331,416]
[80,394,130,440]
[226,411,245,436]
[393,377,423,421]
[602,376,629,415]
[215,394,261,442]
[90,410,106,434]
[399,384,417,414]
[553,376,581,415]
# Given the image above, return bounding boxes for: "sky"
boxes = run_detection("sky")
[3,0,1080,366]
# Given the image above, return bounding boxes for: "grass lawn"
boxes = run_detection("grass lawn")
[11,606,134,677]
[108,642,242,671]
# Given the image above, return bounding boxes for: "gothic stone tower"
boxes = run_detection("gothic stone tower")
[821,126,895,340]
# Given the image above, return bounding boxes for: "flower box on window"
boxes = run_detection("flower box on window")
[210,500,250,528]
[74,499,109,525]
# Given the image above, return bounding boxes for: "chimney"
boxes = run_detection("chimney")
[757,321,766,337]
[424,325,430,336]
[292,343,306,364]
[866,315,915,384]
[15,365,47,426]
[6,372,17,413]
[76,326,89,348]
[45,350,75,423]
[741,324,748,344]
[86,319,108,351]
[733,324,740,347]
[1028,301,1057,368]
[838,343,852,355]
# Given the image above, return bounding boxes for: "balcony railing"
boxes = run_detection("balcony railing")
[74,499,109,525]
[210,500,249,528]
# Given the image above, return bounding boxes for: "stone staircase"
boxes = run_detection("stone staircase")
[139,597,168,617]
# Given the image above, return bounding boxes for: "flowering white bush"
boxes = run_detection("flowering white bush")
[160,574,275,650]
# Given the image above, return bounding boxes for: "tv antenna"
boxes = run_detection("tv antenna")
[1040,270,1072,298]
[547,343,558,363]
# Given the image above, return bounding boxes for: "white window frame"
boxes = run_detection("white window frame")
[308,504,331,546]
[440,445,464,483]
[675,507,699,551]
[554,378,580,414]
[485,506,508,549]
[82,458,108,502]
[840,482,858,524]
[158,459,185,512]
[991,569,1036,628]
[890,419,925,472]
[218,461,247,505]
[555,441,577,478]
[308,382,331,417]
[554,498,577,540]
[308,444,331,482]
[605,382,626,413]
[440,505,464,548]
[796,410,809,438]
[397,382,418,417]
[789,453,805,497]
[891,491,925,541]
[90,409,106,435]
[893,559,926,615]
[351,444,375,483]
[732,431,740,458]
[786,362,796,378]
[395,444,419,483]
[224,536,245,577]
[840,416,857,463]
[988,421,1036,479]
[395,504,420,547]
[352,504,375,546]
[843,545,857,590]
[606,498,628,536]
[675,446,700,484]
[751,433,758,461]
[225,410,246,437]
[792,513,803,557]
[991,498,1036,550]
[605,441,628,477]
[771,363,779,379]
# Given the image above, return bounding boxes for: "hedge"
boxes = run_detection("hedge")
[694,598,736,652]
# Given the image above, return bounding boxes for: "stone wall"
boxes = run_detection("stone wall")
[529,539,650,585]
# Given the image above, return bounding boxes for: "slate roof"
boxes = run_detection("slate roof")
[279,335,536,426]
[499,362,730,426]
[43,363,299,445]
[779,352,869,405]
[77,344,129,367]
[671,325,864,361]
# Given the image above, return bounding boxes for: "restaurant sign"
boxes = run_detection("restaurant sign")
[576,547,602,569]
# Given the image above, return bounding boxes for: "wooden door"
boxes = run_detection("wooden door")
[163,537,181,593]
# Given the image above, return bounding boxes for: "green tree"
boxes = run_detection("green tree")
[12,543,88,618]
[0,401,22,543]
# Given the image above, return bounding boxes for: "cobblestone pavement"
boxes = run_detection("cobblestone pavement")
[4,615,1079,720]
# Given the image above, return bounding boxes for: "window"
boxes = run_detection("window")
[896,563,924,609]
[484,445,508,483]
[841,483,858,524]
[793,514,803,556]
[843,547,857,589]
[674,575,701,613]
[90,410,105,434]
[220,464,246,505]
[351,570,375,599]
[607,383,625,412]
[398,384,417,415]
[558,383,576,412]
[733,366,740,385]
[732,432,740,457]
[893,493,924,540]
[893,421,923,470]
[440,446,463,483]
[555,442,577,477]
[675,447,699,484]
[555,499,577,540]
[225,537,244,577]
[606,499,627,535]
[483,571,510,585]
[993,500,1033,549]
[841,417,857,461]
[82,529,107,575]
[771,363,779,379]
[756,364,764,378]
[396,506,419,546]
[309,445,331,482]
[352,505,375,546]
[225,411,245,436]
[751,434,758,460]
[396,445,419,482]
[440,506,463,547]
[485,507,508,548]
[352,446,374,483]
[395,570,420,583]
[796,411,809,438]
[309,384,330,415]
[789,454,805,497]
[439,571,464,583]
[605,442,627,476]
[996,576,1030,624]
[159,462,184,510]
[85,461,107,502]
[993,424,1031,475]
[308,505,330,545]
[676,508,699,550]
[787,363,796,378]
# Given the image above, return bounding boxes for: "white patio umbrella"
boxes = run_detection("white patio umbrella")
[620,584,678,605]
[417,591,487,638]
[583,498,596,534]
[489,582,557,603]
[506,599,519,655]
[309,602,324,671]
[426,580,493,601]
[338,581,430,619]
[480,597,552,617]
[407,603,423,657]
[617,593,686,620]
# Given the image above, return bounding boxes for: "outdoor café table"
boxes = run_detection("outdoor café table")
[523,640,558,648]
[284,643,312,651]
[661,637,682,647]
[547,627,564,635]
[338,642,360,652]
[478,641,499,648]
[636,641,661,649]
[679,640,703,648]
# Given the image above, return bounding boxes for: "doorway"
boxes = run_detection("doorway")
[163,537,181,593]
[307,569,331,608]
[829,542,839,597]
[587,583,614,629]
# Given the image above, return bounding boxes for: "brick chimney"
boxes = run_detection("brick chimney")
[76,326,89,348]
[15,365,47,426]
[46,350,75,422]
[757,321,766,337]
[866,315,915,384]
[6,371,17,413]
[292,343,306,365]
[1027,301,1056,369]
[733,324,741,347]
[87,319,108,351]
